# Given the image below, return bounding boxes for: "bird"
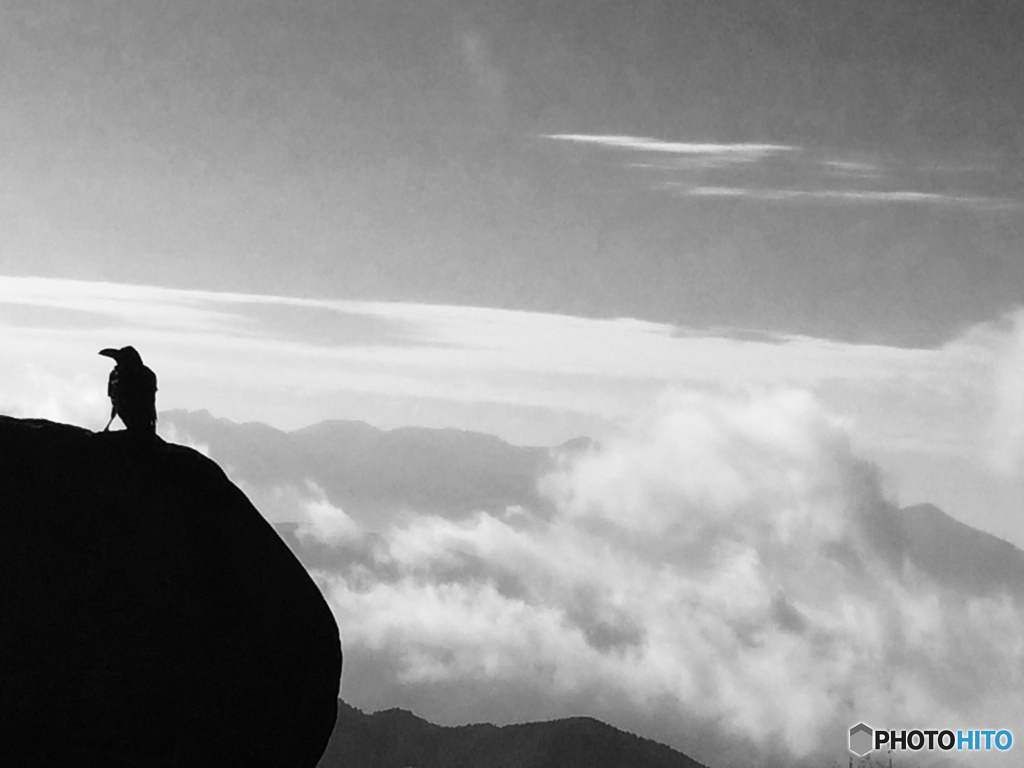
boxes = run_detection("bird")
[99,346,158,434]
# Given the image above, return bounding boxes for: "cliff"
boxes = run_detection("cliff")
[0,416,341,766]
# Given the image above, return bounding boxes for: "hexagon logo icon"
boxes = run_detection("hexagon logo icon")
[849,723,874,756]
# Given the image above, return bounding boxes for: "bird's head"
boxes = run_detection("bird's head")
[99,346,144,366]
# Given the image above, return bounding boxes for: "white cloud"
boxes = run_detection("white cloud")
[685,185,1016,209]
[297,483,362,545]
[238,479,361,545]
[547,135,1019,215]
[316,389,1024,765]
[0,275,1018,482]
[157,421,211,456]
[546,134,795,158]
[0,363,107,427]
[546,134,795,174]
[0,275,253,333]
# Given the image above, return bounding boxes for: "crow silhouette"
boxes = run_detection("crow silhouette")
[99,346,158,434]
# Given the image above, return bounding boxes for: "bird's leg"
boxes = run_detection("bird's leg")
[103,407,116,432]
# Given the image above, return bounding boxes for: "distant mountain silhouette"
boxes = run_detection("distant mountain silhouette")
[0,416,341,766]
[317,700,708,768]
[161,409,592,521]
[164,410,1024,605]
[896,503,1024,596]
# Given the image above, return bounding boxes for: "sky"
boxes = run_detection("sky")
[1,1,1023,764]
[1,0,1022,344]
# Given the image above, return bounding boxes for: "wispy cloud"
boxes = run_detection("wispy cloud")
[546,134,794,165]
[546,134,794,155]
[685,186,1017,208]
[546,132,1019,210]
[0,276,942,386]
[0,275,1018,483]
[820,158,883,178]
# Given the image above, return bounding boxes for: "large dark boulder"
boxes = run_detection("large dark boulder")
[0,417,341,766]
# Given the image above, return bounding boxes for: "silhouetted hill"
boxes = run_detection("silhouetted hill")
[0,416,341,766]
[318,700,708,768]
[897,503,1024,596]
[161,409,592,520]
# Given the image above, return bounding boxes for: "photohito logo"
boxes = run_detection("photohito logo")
[849,723,873,756]
[849,723,1013,756]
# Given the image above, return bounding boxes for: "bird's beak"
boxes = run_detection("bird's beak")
[98,348,119,359]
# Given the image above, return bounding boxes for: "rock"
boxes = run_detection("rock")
[0,417,341,766]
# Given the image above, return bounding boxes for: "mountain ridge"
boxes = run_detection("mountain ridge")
[164,409,1024,603]
[897,502,1024,596]
[164,408,585,450]
[318,699,709,768]
[159,408,580,522]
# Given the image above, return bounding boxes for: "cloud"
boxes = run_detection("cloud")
[0,275,253,333]
[297,484,362,545]
[239,479,361,545]
[685,185,1017,209]
[157,422,211,456]
[8,274,1020,579]
[0,275,1018,472]
[0,363,107,427]
[546,133,1019,212]
[546,134,795,157]
[311,389,1024,766]
[0,276,976,389]
[546,134,794,171]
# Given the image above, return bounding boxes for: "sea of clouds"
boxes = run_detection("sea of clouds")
[293,388,1022,767]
